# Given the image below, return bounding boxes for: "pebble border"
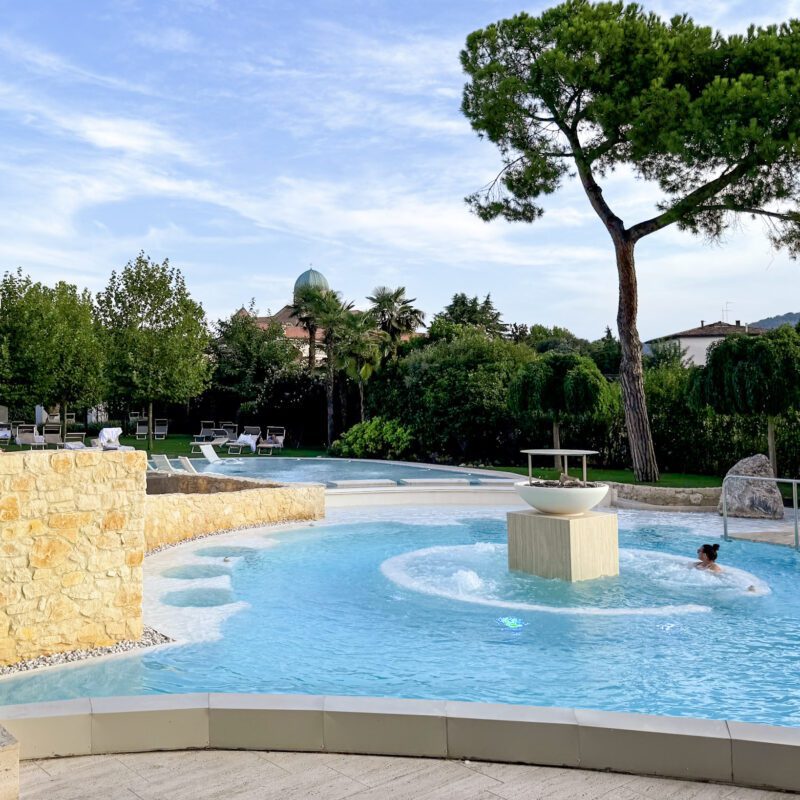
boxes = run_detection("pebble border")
[0,626,172,677]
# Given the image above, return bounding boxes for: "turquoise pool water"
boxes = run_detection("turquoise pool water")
[193,456,513,485]
[2,508,799,727]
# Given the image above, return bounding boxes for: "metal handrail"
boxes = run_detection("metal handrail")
[721,474,800,550]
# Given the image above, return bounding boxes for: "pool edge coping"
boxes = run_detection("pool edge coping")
[1,693,798,793]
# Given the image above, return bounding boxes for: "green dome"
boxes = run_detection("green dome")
[293,268,329,298]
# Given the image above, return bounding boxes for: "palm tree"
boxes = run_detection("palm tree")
[290,286,321,369]
[335,311,388,422]
[309,288,354,446]
[367,286,425,360]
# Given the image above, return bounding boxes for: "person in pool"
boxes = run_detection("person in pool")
[695,543,722,572]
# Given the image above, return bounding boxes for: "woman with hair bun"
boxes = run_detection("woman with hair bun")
[695,543,722,573]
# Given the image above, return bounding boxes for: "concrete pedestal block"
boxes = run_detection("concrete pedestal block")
[0,725,18,800]
[507,509,618,581]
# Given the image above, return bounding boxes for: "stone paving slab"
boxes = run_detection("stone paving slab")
[18,751,796,800]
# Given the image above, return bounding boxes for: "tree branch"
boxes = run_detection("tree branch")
[627,159,757,242]
[560,127,624,235]
[695,205,800,223]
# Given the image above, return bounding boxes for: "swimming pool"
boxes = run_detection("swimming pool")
[191,457,516,486]
[2,507,799,727]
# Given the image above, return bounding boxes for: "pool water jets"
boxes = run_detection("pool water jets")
[2,507,799,728]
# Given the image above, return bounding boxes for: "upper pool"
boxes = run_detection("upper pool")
[192,456,516,486]
[2,506,799,728]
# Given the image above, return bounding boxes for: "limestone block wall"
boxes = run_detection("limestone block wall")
[0,451,146,666]
[144,476,324,550]
[604,482,721,510]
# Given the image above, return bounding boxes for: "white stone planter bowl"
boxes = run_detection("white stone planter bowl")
[515,481,609,515]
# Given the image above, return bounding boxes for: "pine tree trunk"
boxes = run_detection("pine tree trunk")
[615,239,660,482]
[551,419,562,472]
[767,416,778,475]
[148,400,153,451]
[62,400,68,440]
[308,328,316,370]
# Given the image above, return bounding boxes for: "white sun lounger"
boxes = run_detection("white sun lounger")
[198,444,242,465]
[178,456,198,474]
[151,454,174,471]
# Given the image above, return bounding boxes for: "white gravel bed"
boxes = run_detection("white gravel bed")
[0,626,172,677]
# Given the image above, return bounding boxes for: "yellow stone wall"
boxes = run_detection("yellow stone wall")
[144,482,324,550]
[0,450,146,666]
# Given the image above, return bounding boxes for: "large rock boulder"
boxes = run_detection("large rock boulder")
[718,455,784,519]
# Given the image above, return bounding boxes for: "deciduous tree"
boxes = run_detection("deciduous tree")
[509,351,609,470]
[695,327,800,474]
[47,283,105,435]
[96,253,211,445]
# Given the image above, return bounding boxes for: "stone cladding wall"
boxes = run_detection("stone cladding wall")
[604,481,721,509]
[144,475,324,550]
[0,451,146,666]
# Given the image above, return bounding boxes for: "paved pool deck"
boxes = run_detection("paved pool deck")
[19,750,791,800]
[727,519,799,548]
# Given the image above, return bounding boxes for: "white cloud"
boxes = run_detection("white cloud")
[133,27,200,53]
[0,81,200,163]
[0,34,158,96]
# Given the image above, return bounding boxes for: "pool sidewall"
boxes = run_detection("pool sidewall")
[1,694,799,793]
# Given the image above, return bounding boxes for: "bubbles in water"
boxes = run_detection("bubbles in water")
[452,569,486,594]
[380,543,738,617]
[621,549,770,597]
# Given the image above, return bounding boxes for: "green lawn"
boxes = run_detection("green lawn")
[2,434,726,488]
[490,465,723,488]
[1,433,326,460]
[117,435,327,459]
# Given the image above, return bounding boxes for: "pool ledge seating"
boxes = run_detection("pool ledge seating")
[0,695,799,793]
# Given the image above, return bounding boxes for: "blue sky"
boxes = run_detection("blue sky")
[0,0,798,340]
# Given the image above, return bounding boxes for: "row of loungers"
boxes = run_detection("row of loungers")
[0,423,89,449]
[133,420,169,440]
[191,424,285,455]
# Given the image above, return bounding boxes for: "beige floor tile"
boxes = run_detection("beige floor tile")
[257,750,341,773]
[18,761,53,791]
[723,787,796,799]
[463,760,552,783]
[15,751,798,800]
[322,753,455,787]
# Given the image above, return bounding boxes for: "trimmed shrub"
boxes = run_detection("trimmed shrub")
[331,417,414,460]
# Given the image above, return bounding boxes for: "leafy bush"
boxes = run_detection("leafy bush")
[331,417,414,460]
[367,328,535,462]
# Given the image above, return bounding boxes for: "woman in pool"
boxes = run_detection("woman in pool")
[695,543,722,572]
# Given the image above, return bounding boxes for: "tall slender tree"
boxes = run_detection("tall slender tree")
[462,1,800,481]
[300,288,354,446]
[367,286,425,360]
[335,311,388,422]
[291,286,322,369]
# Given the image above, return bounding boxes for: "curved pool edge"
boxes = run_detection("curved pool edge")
[0,693,797,793]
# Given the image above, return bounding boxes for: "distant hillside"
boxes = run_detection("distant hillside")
[750,312,800,329]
